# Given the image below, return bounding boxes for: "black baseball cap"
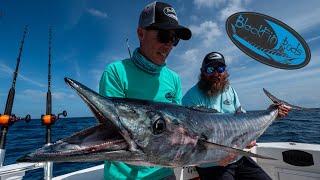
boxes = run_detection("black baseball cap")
[201,52,226,68]
[138,1,192,40]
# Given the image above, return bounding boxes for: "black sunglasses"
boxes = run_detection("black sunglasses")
[146,28,180,46]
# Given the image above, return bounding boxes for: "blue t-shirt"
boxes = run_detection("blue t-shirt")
[182,84,245,167]
[182,84,244,113]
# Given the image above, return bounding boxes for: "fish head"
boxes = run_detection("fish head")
[114,103,199,165]
[17,78,199,166]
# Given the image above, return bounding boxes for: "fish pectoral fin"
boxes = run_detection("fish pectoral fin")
[201,139,276,160]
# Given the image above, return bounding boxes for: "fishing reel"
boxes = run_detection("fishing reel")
[41,110,67,126]
[0,114,31,127]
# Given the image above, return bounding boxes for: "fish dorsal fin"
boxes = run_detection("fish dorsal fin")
[263,88,304,110]
[200,139,276,160]
[188,106,219,113]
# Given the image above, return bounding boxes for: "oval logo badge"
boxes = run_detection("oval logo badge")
[226,12,311,69]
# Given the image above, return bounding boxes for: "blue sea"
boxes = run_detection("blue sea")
[3,108,320,179]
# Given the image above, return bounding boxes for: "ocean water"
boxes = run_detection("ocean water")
[3,108,320,179]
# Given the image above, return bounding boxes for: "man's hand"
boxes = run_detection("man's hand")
[218,153,237,167]
[269,103,291,118]
[245,140,256,149]
[277,104,291,118]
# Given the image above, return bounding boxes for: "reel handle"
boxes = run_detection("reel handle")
[0,114,31,126]
[57,110,67,119]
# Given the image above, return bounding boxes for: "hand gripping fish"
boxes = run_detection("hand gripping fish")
[17,78,302,167]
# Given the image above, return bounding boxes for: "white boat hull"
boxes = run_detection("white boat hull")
[1,142,319,180]
[175,142,320,180]
[253,142,320,180]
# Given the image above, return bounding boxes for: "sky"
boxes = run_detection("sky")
[0,0,319,118]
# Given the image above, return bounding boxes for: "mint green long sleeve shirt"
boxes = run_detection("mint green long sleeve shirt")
[99,48,182,179]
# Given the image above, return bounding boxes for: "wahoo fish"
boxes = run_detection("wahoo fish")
[17,78,301,167]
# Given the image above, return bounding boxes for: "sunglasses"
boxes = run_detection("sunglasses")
[146,28,180,46]
[203,65,226,75]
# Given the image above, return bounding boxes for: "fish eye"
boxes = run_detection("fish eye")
[152,118,166,135]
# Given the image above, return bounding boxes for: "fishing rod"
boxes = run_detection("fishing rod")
[0,25,31,167]
[41,27,67,180]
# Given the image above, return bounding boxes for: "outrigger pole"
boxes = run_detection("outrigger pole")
[0,26,31,167]
[41,27,67,180]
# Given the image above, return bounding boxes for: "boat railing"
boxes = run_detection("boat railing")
[0,162,44,179]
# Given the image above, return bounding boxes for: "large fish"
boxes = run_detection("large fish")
[17,78,301,167]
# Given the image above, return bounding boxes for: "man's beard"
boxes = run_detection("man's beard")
[197,72,230,96]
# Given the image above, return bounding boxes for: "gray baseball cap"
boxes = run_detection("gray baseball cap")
[138,1,192,40]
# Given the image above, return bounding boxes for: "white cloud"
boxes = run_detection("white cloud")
[232,69,280,85]
[73,60,81,78]
[89,69,102,81]
[193,0,227,8]
[231,47,320,88]
[87,8,108,19]
[60,49,81,78]
[307,35,320,43]
[52,92,76,100]
[180,49,200,64]
[219,0,246,22]
[221,46,244,65]
[64,0,86,30]
[0,62,46,88]
[0,62,12,74]
[234,67,320,89]
[277,7,320,32]
[91,49,128,90]
[189,21,222,47]
[62,49,77,62]
[96,49,126,63]
[189,15,199,22]
[21,89,45,99]
[21,89,75,100]
[89,69,103,91]
[19,75,46,88]
[235,72,320,109]
[174,49,203,93]
[192,0,249,20]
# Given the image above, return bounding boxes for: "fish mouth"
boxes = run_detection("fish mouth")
[17,124,130,162]
[17,78,138,163]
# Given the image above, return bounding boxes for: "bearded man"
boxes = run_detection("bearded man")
[182,52,290,180]
[183,52,244,114]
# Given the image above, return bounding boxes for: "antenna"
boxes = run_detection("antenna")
[126,38,132,58]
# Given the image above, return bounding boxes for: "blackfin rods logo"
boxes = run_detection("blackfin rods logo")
[226,12,311,70]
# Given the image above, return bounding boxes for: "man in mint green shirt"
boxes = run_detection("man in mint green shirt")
[182,52,290,180]
[99,1,192,179]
